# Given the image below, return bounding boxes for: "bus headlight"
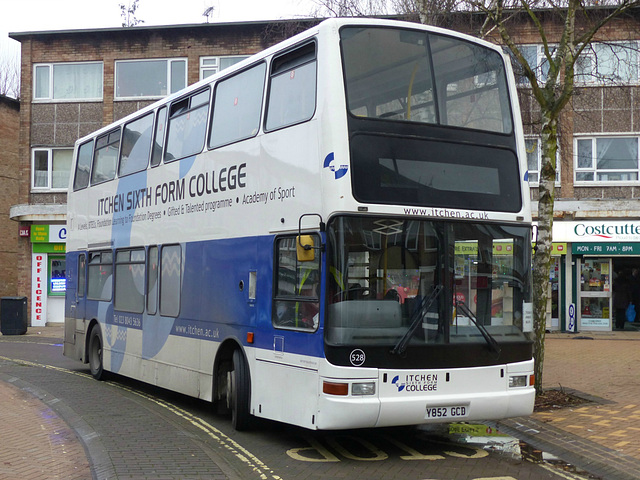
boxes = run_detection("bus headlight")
[352,382,376,396]
[508,375,528,388]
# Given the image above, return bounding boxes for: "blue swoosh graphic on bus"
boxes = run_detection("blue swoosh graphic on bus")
[323,152,348,179]
[179,155,197,179]
[112,172,148,248]
[142,316,175,358]
[101,302,126,374]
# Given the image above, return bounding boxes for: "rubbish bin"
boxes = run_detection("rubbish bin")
[0,297,28,335]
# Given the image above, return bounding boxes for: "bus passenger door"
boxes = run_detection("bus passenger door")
[65,253,87,359]
[252,234,322,428]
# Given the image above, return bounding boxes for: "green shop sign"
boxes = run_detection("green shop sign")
[572,242,640,255]
[32,243,66,254]
[30,225,67,244]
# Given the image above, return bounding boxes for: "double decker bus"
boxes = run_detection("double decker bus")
[64,18,535,430]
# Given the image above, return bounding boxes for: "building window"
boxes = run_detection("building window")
[576,42,638,85]
[525,137,560,185]
[32,148,73,191]
[33,62,103,101]
[200,56,249,80]
[115,59,187,99]
[576,136,639,182]
[509,45,554,86]
[49,256,66,296]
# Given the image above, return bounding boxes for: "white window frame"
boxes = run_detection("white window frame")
[525,136,560,186]
[575,41,639,86]
[511,45,556,87]
[199,55,249,80]
[31,147,73,192]
[574,134,640,184]
[115,58,188,100]
[33,62,103,102]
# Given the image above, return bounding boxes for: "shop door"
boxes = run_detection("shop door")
[547,256,561,331]
[578,257,612,331]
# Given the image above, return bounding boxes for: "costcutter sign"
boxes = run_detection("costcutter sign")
[553,221,640,243]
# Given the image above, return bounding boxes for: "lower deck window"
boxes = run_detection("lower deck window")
[160,245,182,317]
[273,236,320,331]
[87,251,113,301]
[115,249,146,313]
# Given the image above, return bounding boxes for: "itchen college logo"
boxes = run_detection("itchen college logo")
[392,374,438,393]
[323,152,348,179]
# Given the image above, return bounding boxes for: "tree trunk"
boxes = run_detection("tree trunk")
[532,113,558,394]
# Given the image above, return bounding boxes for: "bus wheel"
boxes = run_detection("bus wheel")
[88,326,106,380]
[228,349,252,431]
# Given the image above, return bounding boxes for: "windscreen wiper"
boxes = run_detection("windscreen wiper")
[455,300,501,357]
[391,285,443,356]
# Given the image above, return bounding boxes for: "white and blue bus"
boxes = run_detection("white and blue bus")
[64,18,535,430]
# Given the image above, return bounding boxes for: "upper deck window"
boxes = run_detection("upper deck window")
[165,88,210,162]
[265,43,317,131]
[209,63,266,148]
[119,112,154,177]
[73,140,94,191]
[341,27,513,134]
[91,129,121,185]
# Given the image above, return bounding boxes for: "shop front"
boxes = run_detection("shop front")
[555,221,640,332]
[30,224,66,326]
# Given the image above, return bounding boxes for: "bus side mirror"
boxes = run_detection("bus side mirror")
[297,235,315,262]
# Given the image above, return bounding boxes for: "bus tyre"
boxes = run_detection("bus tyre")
[89,326,106,381]
[229,349,252,431]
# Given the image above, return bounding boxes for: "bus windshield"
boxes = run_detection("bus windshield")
[326,217,532,348]
[341,26,513,133]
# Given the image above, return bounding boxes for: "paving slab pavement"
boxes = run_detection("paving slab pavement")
[0,368,91,480]
[3,324,640,479]
[503,327,640,480]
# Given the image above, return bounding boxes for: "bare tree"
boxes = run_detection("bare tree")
[466,0,640,393]
[310,0,395,16]
[391,0,465,26]
[120,0,145,27]
[311,0,640,393]
[0,49,20,99]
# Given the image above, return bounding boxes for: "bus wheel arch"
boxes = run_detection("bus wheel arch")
[83,319,100,363]
[87,321,106,381]
[213,340,253,430]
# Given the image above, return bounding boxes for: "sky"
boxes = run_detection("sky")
[1,0,317,60]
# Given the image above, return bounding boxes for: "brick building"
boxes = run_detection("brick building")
[0,94,19,299]
[480,8,640,332]
[9,19,315,325]
[8,10,640,330]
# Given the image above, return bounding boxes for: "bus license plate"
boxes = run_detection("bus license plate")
[425,405,468,419]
